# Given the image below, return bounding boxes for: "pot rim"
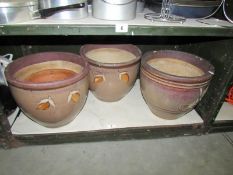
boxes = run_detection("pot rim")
[5,52,89,90]
[80,44,142,69]
[141,50,215,84]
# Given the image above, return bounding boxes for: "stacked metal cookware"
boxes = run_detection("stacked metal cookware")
[38,0,88,19]
[0,0,145,23]
[1,0,232,24]
[0,0,89,24]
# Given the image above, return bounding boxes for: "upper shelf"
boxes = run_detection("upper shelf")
[1,10,233,36]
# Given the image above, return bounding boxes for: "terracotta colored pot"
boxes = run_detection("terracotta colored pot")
[4,52,89,127]
[140,50,215,120]
[80,44,141,102]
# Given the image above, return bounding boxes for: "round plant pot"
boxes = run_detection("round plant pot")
[4,52,89,127]
[80,44,141,102]
[140,50,215,120]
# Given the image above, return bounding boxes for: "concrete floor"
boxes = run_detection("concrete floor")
[0,133,233,175]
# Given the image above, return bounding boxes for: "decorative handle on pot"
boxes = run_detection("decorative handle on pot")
[0,54,13,86]
[94,75,105,84]
[103,0,135,5]
[119,72,129,83]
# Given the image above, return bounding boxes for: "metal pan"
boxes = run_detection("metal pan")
[39,0,87,9]
[0,0,40,24]
[38,0,88,20]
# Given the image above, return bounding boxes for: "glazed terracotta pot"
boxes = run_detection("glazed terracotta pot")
[2,52,89,127]
[140,50,215,120]
[80,44,142,102]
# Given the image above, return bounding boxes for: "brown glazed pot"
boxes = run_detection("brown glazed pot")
[5,52,89,127]
[80,44,141,102]
[140,50,215,120]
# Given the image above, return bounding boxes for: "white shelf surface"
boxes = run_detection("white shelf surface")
[8,80,203,135]
[215,102,233,121]
[5,9,233,28]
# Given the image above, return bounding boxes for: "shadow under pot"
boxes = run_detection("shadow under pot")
[4,52,89,128]
[80,44,142,102]
[140,50,215,120]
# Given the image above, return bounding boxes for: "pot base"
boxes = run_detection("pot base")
[22,110,78,128]
[91,90,128,102]
[148,105,190,120]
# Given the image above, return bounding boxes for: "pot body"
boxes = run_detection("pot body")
[140,73,209,119]
[4,52,89,127]
[0,1,40,24]
[80,44,141,102]
[140,50,214,120]
[88,63,139,102]
[9,77,88,127]
[92,0,137,20]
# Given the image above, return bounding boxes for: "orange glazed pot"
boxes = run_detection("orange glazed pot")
[140,50,215,120]
[4,52,89,127]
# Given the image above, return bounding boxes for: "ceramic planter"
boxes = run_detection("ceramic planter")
[1,52,89,127]
[80,44,141,102]
[140,50,215,120]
